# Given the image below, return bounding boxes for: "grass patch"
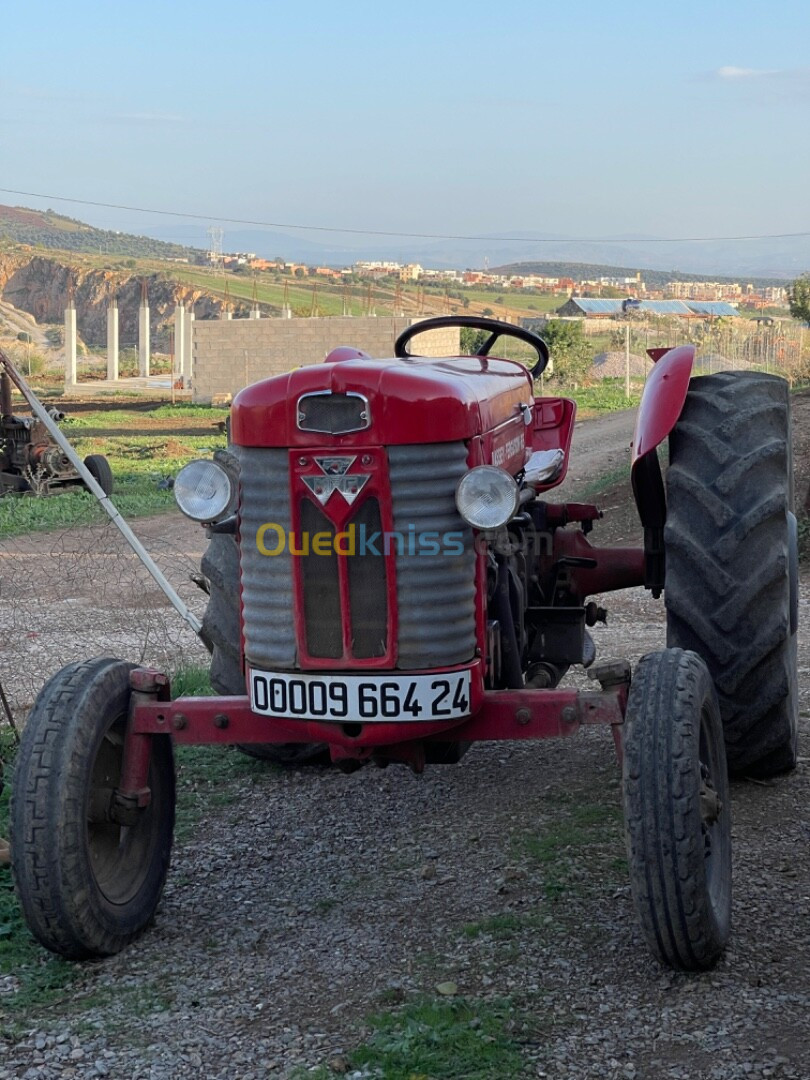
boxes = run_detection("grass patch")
[461,912,545,940]
[564,379,643,417]
[512,801,624,903]
[576,464,631,500]
[173,742,268,840]
[348,995,526,1079]
[171,664,214,699]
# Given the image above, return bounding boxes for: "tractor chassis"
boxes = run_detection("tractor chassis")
[121,664,630,790]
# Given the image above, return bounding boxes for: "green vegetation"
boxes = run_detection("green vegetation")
[0,206,197,261]
[348,996,526,1079]
[562,379,643,415]
[0,403,228,538]
[512,800,625,903]
[171,664,214,699]
[788,273,810,324]
[536,319,592,385]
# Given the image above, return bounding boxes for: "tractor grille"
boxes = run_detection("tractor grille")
[299,500,342,659]
[347,497,388,659]
[239,448,297,670]
[388,443,476,669]
[297,392,369,435]
[239,443,475,671]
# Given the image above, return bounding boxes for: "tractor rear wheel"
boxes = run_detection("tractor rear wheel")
[665,371,798,776]
[623,648,731,971]
[11,658,175,958]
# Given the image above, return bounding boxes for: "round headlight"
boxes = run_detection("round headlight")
[456,466,520,530]
[174,459,234,522]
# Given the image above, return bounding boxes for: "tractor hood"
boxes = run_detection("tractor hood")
[231,353,534,448]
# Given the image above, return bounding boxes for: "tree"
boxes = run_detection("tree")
[788,273,810,324]
[538,320,593,386]
[459,328,490,354]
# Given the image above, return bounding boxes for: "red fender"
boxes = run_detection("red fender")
[630,345,695,590]
[631,344,695,465]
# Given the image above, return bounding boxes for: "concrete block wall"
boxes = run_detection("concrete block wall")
[191,317,460,403]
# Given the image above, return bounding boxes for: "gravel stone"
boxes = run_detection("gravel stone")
[4,403,810,1077]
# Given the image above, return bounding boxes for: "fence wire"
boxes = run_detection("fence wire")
[0,502,209,724]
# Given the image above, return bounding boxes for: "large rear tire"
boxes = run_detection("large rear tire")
[665,371,798,776]
[623,648,731,971]
[11,658,175,959]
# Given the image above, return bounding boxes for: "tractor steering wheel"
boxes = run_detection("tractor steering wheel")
[394,315,550,378]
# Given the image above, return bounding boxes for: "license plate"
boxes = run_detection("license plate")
[249,668,472,723]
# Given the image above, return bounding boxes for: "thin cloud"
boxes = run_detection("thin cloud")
[705,65,810,103]
[715,66,778,80]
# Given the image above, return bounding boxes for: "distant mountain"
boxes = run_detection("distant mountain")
[416,233,810,281]
[0,204,201,261]
[2,203,806,282]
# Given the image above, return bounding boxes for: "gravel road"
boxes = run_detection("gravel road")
[2,404,809,1079]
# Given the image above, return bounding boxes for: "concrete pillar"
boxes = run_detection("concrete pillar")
[174,304,186,382]
[184,309,194,380]
[249,307,262,319]
[221,309,232,320]
[64,304,77,387]
[281,306,292,319]
[138,301,150,377]
[106,301,119,380]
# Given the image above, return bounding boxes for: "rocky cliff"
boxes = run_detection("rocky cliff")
[0,256,248,348]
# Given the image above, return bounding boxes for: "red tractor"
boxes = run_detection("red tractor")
[11,316,798,970]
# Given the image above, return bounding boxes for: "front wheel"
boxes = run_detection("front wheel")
[623,648,731,971]
[11,658,175,959]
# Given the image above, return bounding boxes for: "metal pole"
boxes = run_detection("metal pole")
[625,322,631,400]
[0,348,202,637]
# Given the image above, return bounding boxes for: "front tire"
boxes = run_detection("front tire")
[665,371,798,776]
[623,648,731,971]
[11,658,175,959]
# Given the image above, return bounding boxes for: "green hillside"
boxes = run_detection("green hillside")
[0,204,200,261]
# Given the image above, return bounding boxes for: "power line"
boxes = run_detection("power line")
[0,186,809,245]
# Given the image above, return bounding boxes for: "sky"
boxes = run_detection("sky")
[1,0,809,258]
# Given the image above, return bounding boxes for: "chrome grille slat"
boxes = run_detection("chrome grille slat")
[389,442,476,669]
[239,448,297,670]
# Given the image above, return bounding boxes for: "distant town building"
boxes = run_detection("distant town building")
[556,298,739,318]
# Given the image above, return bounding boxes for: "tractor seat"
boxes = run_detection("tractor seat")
[524,448,565,486]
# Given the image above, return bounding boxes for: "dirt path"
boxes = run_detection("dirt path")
[1,400,809,1079]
